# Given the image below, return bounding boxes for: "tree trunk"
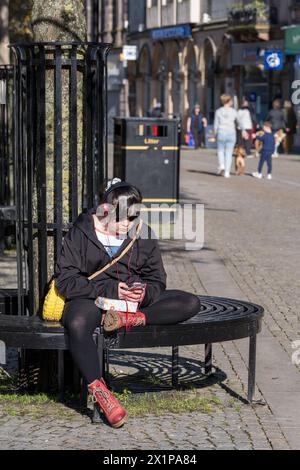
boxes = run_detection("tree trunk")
[27,1,86,393]
[0,0,9,65]
[32,0,86,42]
[31,0,86,311]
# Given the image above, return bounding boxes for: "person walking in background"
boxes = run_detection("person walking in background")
[148,102,163,118]
[237,99,253,158]
[266,99,286,132]
[186,104,207,149]
[214,94,247,178]
[252,121,275,181]
[283,100,297,154]
[266,99,286,157]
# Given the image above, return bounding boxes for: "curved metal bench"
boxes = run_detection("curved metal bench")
[0,295,264,414]
[101,296,264,402]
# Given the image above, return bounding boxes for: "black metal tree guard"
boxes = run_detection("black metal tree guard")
[0,65,14,254]
[10,42,111,318]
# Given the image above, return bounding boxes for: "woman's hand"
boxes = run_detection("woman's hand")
[126,285,145,303]
[118,282,130,300]
[242,130,249,140]
[118,282,145,303]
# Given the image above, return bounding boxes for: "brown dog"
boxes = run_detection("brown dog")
[233,145,246,175]
[255,129,286,158]
[255,130,264,158]
[274,129,286,157]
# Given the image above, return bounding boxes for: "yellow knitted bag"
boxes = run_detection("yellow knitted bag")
[42,280,66,322]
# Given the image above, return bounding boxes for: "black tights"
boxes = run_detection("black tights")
[62,290,201,384]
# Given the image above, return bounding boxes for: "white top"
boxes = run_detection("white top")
[214,106,238,134]
[237,109,253,130]
[95,229,125,258]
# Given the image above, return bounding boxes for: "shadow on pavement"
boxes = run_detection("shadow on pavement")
[187,169,218,177]
[104,350,247,404]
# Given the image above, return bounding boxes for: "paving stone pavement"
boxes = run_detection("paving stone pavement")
[0,148,299,450]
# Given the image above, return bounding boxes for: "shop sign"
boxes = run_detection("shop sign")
[264,50,284,71]
[285,26,300,55]
[122,45,138,61]
[231,40,284,65]
[151,24,191,41]
[249,92,257,102]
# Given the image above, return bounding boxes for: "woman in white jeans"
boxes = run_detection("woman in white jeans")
[214,95,247,178]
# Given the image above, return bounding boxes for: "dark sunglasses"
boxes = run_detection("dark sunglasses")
[127,213,140,222]
[115,211,140,223]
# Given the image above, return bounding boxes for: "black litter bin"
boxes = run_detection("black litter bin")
[113,117,180,212]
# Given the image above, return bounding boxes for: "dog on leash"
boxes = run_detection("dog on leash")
[233,145,246,175]
[273,129,286,158]
[255,130,264,158]
[255,129,286,158]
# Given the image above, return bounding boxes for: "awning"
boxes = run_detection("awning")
[285,26,300,55]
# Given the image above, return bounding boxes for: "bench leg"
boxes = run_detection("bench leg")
[80,378,88,407]
[247,334,257,403]
[172,346,179,387]
[58,350,64,403]
[72,364,81,394]
[105,348,110,387]
[0,220,5,254]
[92,331,105,424]
[205,344,212,375]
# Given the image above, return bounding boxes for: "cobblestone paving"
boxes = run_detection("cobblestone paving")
[0,148,299,450]
[0,411,283,450]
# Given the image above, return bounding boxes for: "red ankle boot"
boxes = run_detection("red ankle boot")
[88,379,128,428]
[103,310,146,332]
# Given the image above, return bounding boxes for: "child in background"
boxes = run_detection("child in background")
[252,121,275,180]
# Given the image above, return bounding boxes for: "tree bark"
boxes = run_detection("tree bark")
[8,0,33,44]
[0,0,9,64]
[27,1,86,393]
[32,0,86,42]
[31,0,86,312]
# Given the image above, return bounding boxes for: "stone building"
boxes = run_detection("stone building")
[127,0,294,128]
[87,0,130,135]
[91,0,300,146]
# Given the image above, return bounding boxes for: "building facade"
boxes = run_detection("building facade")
[126,0,295,131]
[94,0,300,146]
[87,0,130,135]
[128,0,233,125]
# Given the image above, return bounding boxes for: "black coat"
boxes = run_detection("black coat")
[54,212,167,307]
[284,108,298,134]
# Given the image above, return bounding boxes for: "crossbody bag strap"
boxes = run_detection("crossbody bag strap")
[87,220,143,281]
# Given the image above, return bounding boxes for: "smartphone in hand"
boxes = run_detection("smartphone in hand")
[127,282,145,291]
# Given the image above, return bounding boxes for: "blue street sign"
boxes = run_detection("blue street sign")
[249,92,257,102]
[152,25,191,41]
[264,50,284,71]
